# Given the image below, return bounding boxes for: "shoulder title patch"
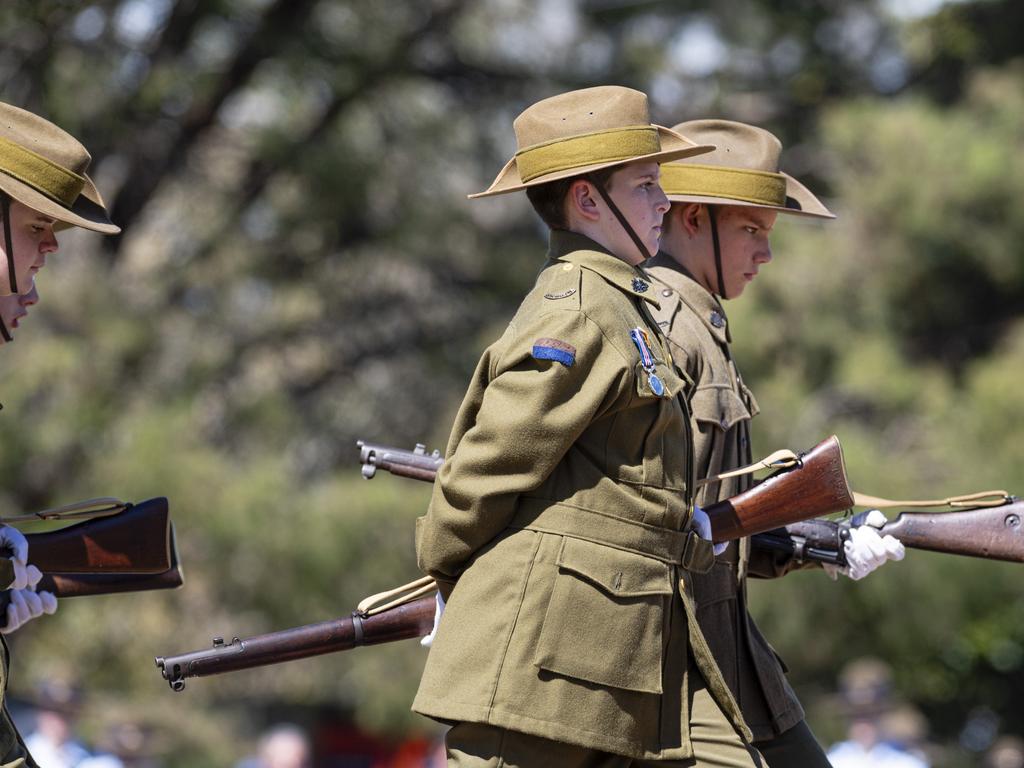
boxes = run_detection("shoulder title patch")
[544,288,577,300]
[532,338,576,368]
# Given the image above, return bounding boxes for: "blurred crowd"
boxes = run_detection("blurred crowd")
[10,664,1022,767]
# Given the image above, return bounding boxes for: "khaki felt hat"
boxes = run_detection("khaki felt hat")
[0,102,119,234]
[660,119,834,219]
[469,86,715,199]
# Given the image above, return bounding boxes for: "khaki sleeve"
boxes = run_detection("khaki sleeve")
[417,309,624,582]
[746,544,823,579]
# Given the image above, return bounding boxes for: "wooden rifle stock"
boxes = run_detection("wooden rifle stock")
[704,435,853,541]
[24,497,172,575]
[156,593,436,691]
[36,526,185,598]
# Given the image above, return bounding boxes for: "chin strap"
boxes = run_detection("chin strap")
[1,193,16,295]
[586,174,652,262]
[707,205,725,299]
[0,317,11,343]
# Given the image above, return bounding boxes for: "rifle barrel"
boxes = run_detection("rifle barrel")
[155,594,436,691]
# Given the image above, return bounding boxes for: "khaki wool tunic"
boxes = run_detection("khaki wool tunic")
[414,231,751,760]
[645,253,818,742]
[0,558,39,766]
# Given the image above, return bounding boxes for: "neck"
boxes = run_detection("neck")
[660,231,716,294]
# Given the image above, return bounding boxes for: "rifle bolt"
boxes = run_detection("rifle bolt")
[213,637,225,647]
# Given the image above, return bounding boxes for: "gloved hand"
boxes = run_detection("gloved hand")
[0,524,58,633]
[0,524,30,589]
[420,591,446,648]
[692,504,727,557]
[826,509,905,581]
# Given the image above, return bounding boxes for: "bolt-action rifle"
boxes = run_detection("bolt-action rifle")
[0,497,184,605]
[156,435,857,690]
[359,440,1024,566]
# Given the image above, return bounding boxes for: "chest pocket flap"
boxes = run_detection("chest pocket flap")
[692,384,752,432]
[634,359,689,400]
[534,537,673,694]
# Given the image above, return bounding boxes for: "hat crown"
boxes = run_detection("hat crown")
[670,119,781,173]
[513,86,652,152]
[0,102,92,176]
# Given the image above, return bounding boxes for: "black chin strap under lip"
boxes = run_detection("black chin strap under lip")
[0,317,11,344]
[708,205,725,300]
[1,193,16,295]
[586,174,652,263]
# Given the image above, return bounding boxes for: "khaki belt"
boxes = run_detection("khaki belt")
[510,499,715,573]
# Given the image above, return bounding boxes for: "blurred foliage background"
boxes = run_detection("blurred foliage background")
[0,0,1022,765]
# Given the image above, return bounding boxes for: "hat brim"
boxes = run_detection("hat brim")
[665,172,835,219]
[0,172,120,234]
[469,126,715,199]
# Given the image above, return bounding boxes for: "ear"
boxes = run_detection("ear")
[567,179,601,223]
[681,203,704,237]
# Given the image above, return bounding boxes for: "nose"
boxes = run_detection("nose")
[40,230,59,256]
[653,185,670,215]
[755,243,772,264]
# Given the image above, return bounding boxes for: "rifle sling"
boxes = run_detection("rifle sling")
[850,489,1010,509]
[357,576,435,616]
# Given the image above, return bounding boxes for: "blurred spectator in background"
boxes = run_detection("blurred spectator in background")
[235,723,311,768]
[23,679,92,767]
[827,657,931,768]
[986,736,1024,768]
[79,721,163,768]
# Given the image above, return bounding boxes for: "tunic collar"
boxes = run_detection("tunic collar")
[547,230,661,308]
[644,251,731,344]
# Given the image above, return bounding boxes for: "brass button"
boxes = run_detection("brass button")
[662,289,672,297]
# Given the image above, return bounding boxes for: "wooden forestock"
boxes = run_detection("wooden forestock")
[880,501,1024,562]
[24,498,172,575]
[704,435,854,542]
[156,594,436,691]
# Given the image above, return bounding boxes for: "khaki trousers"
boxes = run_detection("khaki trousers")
[445,662,764,768]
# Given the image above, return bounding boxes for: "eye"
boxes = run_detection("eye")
[744,226,758,235]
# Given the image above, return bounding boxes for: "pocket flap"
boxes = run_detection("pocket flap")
[691,385,751,432]
[556,537,672,597]
[634,360,688,400]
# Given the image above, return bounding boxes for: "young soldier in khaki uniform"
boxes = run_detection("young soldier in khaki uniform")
[644,120,904,767]
[413,87,765,767]
[0,100,120,767]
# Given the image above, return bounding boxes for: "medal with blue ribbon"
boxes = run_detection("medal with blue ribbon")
[630,327,665,396]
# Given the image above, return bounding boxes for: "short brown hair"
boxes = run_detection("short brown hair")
[525,166,616,230]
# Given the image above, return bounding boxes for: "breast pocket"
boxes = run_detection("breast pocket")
[533,537,674,694]
[692,385,751,433]
[616,360,690,491]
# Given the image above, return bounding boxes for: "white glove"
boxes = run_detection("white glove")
[826,509,905,580]
[0,525,30,589]
[692,504,727,557]
[420,591,446,648]
[3,587,56,633]
[0,524,58,633]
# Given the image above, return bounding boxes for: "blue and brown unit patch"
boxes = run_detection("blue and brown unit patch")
[532,338,576,368]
